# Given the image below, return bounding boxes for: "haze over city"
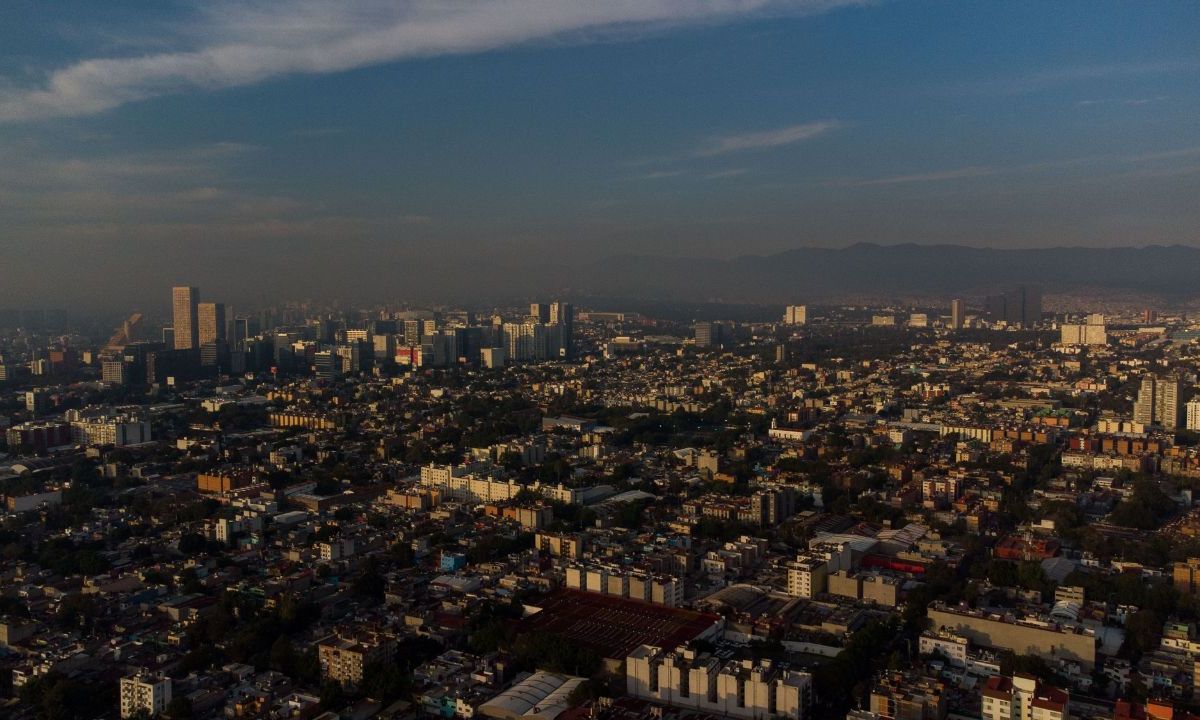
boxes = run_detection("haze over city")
[7,6,1200,720]
[1,1,1199,311]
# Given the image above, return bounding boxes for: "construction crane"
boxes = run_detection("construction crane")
[104,312,143,352]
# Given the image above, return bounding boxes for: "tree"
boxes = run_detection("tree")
[318,681,346,711]
[164,696,194,720]
[270,636,298,677]
[177,533,208,556]
[352,557,386,601]
[362,662,410,703]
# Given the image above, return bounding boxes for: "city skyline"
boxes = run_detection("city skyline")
[1,1,1198,311]
[5,5,1200,718]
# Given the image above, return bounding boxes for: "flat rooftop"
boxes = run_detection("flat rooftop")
[518,590,720,661]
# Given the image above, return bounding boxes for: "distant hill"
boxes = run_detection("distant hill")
[568,243,1200,303]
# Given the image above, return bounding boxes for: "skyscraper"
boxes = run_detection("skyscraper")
[530,303,551,324]
[984,285,1042,328]
[950,299,964,330]
[171,286,199,350]
[550,301,574,358]
[784,305,807,325]
[694,321,727,349]
[1134,375,1186,430]
[198,302,226,346]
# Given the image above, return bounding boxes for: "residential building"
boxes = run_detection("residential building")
[626,644,812,720]
[120,672,172,719]
[981,674,1068,720]
[318,632,397,689]
[786,555,828,598]
[1134,375,1186,430]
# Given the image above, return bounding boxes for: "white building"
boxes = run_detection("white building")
[1060,315,1107,346]
[982,674,1068,720]
[627,645,812,720]
[419,463,609,506]
[120,672,172,718]
[65,410,151,447]
[919,630,969,667]
[786,555,828,598]
[784,306,807,326]
[1187,399,1200,431]
[565,563,682,607]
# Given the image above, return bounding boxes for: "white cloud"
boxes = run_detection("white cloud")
[0,0,864,122]
[698,120,841,156]
[832,166,995,187]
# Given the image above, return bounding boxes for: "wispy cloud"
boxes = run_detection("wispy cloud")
[704,168,749,179]
[0,140,432,234]
[641,170,688,180]
[1076,96,1169,107]
[827,145,1200,189]
[697,120,841,156]
[831,166,995,187]
[0,0,863,123]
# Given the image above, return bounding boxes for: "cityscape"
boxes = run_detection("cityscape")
[6,287,1200,720]
[2,2,1200,720]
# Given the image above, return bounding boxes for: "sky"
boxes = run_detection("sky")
[0,0,1197,311]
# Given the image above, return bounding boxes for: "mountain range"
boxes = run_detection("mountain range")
[560,243,1200,304]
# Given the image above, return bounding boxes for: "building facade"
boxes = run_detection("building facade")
[119,672,172,719]
[172,286,199,351]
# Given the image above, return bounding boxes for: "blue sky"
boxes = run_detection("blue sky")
[0,1,1197,308]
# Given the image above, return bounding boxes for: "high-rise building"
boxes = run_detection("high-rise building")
[784,305,807,325]
[550,301,574,358]
[1174,557,1200,594]
[503,322,549,361]
[198,302,226,346]
[25,389,50,417]
[1060,314,1106,346]
[950,299,965,330]
[481,347,506,369]
[694,321,729,349]
[1187,399,1200,432]
[985,285,1042,328]
[171,286,199,350]
[530,303,551,324]
[230,317,253,349]
[403,319,421,346]
[1134,375,1186,430]
[313,350,339,380]
[102,359,129,385]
